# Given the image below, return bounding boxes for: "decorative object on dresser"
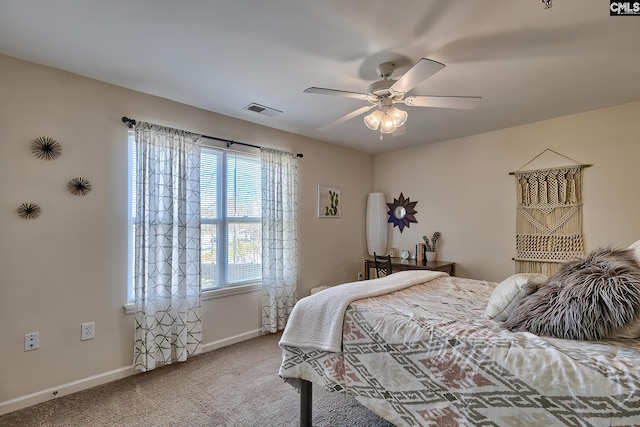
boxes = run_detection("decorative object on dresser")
[386,192,417,232]
[416,243,426,262]
[30,136,62,160]
[365,192,388,256]
[423,231,441,261]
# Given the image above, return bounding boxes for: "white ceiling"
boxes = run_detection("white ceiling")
[1,1,639,153]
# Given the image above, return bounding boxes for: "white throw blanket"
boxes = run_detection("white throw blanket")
[279,270,447,352]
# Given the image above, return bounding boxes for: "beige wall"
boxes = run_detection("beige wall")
[2,52,640,413]
[0,54,373,412]
[374,101,640,282]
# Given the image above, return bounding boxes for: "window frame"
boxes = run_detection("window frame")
[200,145,263,291]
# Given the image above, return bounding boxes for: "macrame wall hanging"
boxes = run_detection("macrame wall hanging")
[510,149,591,276]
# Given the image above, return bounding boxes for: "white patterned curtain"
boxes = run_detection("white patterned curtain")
[133,122,202,372]
[261,148,298,333]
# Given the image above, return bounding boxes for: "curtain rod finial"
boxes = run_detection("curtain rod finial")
[122,117,136,128]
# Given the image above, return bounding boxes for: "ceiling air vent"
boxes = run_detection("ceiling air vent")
[243,103,283,118]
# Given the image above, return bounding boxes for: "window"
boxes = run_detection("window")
[128,134,262,303]
[200,147,262,289]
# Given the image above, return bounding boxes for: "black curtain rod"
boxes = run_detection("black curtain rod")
[122,117,303,158]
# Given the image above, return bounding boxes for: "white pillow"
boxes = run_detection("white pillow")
[628,240,640,266]
[485,273,548,321]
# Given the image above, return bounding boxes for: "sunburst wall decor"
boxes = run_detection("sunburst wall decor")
[31,136,62,160]
[17,202,41,219]
[386,192,418,233]
[68,177,92,196]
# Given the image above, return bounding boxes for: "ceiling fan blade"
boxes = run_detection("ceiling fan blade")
[404,95,481,109]
[304,87,368,100]
[317,105,375,131]
[390,58,445,94]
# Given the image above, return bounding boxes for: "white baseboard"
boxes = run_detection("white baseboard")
[0,365,134,416]
[201,328,263,353]
[0,329,263,416]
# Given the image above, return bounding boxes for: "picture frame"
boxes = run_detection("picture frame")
[317,185,341,218]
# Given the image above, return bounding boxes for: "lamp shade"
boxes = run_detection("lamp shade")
[379,106,408,133]
[366,192,388,256]
[380,115,396,134]
[364,110,384,130]
[390,107,408,127]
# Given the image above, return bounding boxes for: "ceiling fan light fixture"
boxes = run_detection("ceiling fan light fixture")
[305,58,480,137]
[376,106,408,134]
[380,115,398,134]
[364,109,384,130]
[389,106,408,127]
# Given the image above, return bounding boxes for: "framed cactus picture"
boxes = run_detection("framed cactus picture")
[317,185,341,218]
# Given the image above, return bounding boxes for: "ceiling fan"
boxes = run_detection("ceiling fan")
[304,58,481,136]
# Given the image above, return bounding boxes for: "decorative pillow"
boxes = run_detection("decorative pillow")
[615,318,640,339]
[629,240,640,266]
[485,273,548,321]
[504,248,640,340]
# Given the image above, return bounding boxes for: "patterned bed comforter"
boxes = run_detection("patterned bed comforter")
[279,275,640,426]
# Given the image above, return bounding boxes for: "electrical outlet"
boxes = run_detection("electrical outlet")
[357,272,364,281]
[25,332,39,351]
[81,322,95,341]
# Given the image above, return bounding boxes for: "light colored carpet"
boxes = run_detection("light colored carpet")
[0,333,394,427]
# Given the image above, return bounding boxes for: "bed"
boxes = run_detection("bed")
[278,268,640,426]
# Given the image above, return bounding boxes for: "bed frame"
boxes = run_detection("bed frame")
[299,380,312,427]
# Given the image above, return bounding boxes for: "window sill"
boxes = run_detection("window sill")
[202,283,262,300]
[123,283,262,315]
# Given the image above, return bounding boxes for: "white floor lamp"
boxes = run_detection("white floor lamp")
[366,192,388,256]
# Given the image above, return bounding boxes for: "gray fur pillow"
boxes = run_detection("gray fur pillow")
[503,248,640,340]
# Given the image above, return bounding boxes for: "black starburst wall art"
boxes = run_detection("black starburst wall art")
[68,177,92,196]
[17,202,41,220]
[387,192,418,233]
[31,137,62,160]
